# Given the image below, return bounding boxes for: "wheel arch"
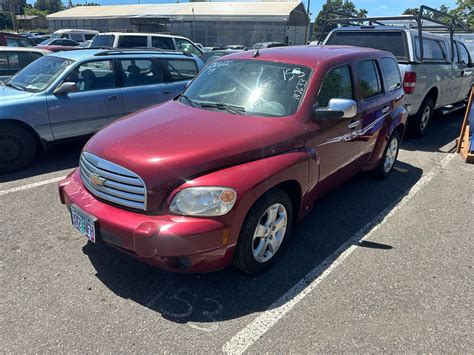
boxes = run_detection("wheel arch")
[0,119,45,153]
[425,86,439,107]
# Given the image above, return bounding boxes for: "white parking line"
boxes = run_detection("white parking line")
[0,176,66,196]
[223,153,456,355]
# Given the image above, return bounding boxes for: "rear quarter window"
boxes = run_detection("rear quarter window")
[415,37,448,62]
[380,57,402,92]
[358,60,383,99]
[151,36,174,50]
[326,31,408,61]
[161,59,198,82]
[118,35,148,48]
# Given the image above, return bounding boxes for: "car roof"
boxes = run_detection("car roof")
[0,46,50,54]
[219,45,391,68]
[0,32,26,38]
[48,49,196,61]
[54,29,98,34]
[99,32,189,40]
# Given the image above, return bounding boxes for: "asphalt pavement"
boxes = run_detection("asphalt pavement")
[0,111,472,353]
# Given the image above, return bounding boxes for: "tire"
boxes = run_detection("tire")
[373,130,400,179]
[0,123,37,174]
[233,189,293,274]
[407,96,434,138]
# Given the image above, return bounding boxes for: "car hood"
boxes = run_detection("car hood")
[84,100,304,210]
[0,86,35,102]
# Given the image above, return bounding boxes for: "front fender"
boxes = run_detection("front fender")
[166,151,314,246]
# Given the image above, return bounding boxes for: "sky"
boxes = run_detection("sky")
[27,0,460,21]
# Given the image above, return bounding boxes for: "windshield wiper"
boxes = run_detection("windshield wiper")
[5,82,25,91]
[199,102,246,115]
[177,93,199,108]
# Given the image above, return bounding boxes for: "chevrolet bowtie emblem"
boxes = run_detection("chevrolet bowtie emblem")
[90,173,106,187]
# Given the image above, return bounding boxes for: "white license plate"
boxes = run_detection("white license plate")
[71,205,96,243]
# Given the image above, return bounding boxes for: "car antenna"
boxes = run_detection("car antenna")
[253,17,278,58]
[253,42,263,57]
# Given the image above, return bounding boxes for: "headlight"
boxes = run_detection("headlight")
[170,187,237,216]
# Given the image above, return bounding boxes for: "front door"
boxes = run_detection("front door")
[306,64,361,194]
[47,59,123,140]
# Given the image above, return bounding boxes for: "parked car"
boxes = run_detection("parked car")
[58,46,407,274]
[51,29,98,43]
[0,49,204,173]
[90,33,203,56]
[251,42,287,49]
[38,38,80,47]
[224,44,247,50]
[0,32,35,47]
[30,35,52,45]
[324,26,473,137]
[0,47,50,82]
[201,49,242,63]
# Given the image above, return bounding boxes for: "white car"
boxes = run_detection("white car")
[90,32,202,56]
[0,47,50,82]
[51,29,99,43]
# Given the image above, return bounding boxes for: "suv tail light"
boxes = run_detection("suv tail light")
[403,72,416,94]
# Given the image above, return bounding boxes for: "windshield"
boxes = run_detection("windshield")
[8,56,73,93]
[326,31,409,61]
[91,34,115,47]
[182,59,312,117]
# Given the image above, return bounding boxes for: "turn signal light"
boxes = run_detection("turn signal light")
[403,72,416,94]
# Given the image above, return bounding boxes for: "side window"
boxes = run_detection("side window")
[84,34,95,41]
[18,52,36,68]
[430,40,447,61]
[381,58,402,92]
[30,52,43,60]
[457,42,470,65]
[65,60,116,92]
[5,37,20,47]
[174,38,201,56]
[118,35,147,48]
[119,59,164,87]
[19,38,34,48]
[317,65,353,107]
[151,36,174,50]
[69,33,83,42]
[358,60,383,99]
[0,52,20,74]
[161,59,198,82]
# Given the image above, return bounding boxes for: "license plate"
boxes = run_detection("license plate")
[71,205,97,243]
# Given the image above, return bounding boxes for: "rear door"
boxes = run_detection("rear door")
[158,57,200,96]
[118,57,176,114]
[47,59,124,139]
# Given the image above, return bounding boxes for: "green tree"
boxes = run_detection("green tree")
[402,8,420,15]
[314,0,367,40]
[34,0,64,14]
[0,13,13,30]
[450,0,473,29]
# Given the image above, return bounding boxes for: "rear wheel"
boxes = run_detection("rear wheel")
[233,189,293,274]
[373,131,400,179]
[407,96,434,138]
[0,123,37,174]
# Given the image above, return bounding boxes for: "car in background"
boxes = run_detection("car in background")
[90,33,203,56]
[201,49,242,63]
[0,47,50,81]
[250,42,287,49]
[58,46,407,274]
[30,35,52,45]
[0,32,35,47]
[0,49,204,173]
[324,26,473,137]
[51,29,98,43]
[224,44,247,50]
[38,38,80,47]
[79,40,92,48]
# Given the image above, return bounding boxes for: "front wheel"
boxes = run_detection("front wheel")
[373,131,400,179]
[0,123,37,174]
[233,189,293,274]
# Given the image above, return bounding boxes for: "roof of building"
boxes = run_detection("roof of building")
[47,2,304,21]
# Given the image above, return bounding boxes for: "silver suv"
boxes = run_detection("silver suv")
[321,7,473,137]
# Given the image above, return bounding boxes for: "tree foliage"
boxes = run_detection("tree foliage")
[314,0,367,40]
[403,1,472,29]
[33,0,64,14]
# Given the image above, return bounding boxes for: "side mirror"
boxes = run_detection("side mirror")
[313,98,357,120]
[53,82,78,95]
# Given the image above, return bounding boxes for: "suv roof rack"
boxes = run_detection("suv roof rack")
[91,47,194,57]
[317,5,472,62]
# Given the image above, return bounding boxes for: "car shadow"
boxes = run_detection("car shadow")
[83,159,423,326]
[401,110,463,153]
[0,139,86,183]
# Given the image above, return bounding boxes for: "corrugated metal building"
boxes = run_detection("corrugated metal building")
[46,2,309,46]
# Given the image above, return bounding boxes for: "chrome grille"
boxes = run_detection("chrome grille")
[79,152,147,210]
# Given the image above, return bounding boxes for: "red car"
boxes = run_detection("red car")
[59,46,408,274]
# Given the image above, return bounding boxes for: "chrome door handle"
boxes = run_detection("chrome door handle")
[107,95,118,100]
[347,120,360,129]
[382,106,390,114]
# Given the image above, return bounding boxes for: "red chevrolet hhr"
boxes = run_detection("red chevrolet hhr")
[59,46,407,274]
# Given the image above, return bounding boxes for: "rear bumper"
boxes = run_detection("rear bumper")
[58,169,235,272]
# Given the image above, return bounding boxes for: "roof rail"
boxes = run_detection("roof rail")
[92,48,194,57]
[317,5,472,62]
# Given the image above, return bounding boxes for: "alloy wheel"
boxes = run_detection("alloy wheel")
[384,137,398,173]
